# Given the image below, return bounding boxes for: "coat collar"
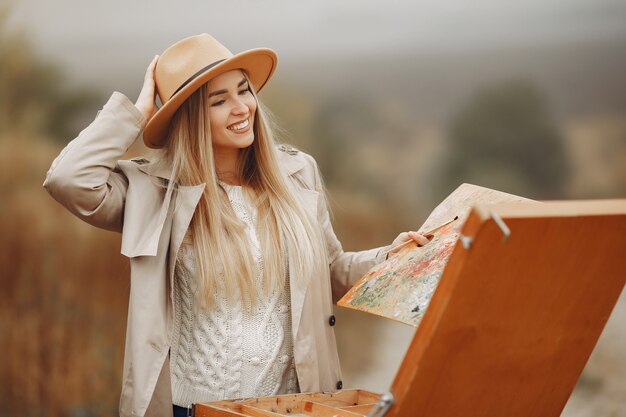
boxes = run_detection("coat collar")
[134,146,307,181]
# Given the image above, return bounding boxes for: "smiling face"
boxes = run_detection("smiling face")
[207,69,257,155]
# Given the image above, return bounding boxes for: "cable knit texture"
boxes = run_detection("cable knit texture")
[170,183,298,407]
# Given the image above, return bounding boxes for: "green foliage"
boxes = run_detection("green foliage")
[311,94,376,184]
[442,79,570,199]
[0,6,102,141]
[311,92,409,189]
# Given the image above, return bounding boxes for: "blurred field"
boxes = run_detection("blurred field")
[0,136,130,416]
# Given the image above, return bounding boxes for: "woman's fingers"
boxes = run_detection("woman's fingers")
[147,54,159,72]
[143,55,158,86]
[135,55,159,123]
[408,231,432,246]
[387,230,433,257]
[394,232,409,243]
[391,231,431,248]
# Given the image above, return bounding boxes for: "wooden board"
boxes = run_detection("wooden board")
[388,199,626,417]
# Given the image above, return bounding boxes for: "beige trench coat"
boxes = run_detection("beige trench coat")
[43,92,387,417]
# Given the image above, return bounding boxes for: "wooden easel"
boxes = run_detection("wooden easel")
[389,200,626,417]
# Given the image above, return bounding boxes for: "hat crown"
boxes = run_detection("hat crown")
[155,34,234,104]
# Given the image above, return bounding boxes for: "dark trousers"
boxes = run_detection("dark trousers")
[173,404,193,417]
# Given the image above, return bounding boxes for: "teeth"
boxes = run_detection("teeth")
[227,118,249,131]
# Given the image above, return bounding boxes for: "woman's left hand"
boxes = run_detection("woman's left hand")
[387,231,432,257]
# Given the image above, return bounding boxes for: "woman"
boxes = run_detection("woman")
[43,34,429,417]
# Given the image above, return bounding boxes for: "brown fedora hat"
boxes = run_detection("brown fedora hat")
[143,33,278,148]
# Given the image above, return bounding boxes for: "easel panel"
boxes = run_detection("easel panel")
[390,201,626,417]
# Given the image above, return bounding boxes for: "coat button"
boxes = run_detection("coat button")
[336,380,343,390]
[328,315,336,326]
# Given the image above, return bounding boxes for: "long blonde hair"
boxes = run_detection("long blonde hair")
[151,75,327,309]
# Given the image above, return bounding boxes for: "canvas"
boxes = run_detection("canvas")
[338,183,531,326]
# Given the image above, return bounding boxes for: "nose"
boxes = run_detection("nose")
[231,96,249,116]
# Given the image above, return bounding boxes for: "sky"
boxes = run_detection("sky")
[7,0,626,89]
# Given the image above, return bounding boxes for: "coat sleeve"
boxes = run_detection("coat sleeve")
[42,92,146,233]
[301,153,390,303]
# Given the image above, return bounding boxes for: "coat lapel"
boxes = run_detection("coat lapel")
[133,159,206,276]
[276,146,306,177]
[117,160,175,258]
[168,183,205,285]
[288,186,319,344]
[276,149,320,344]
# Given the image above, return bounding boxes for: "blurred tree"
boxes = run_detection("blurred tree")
[311,93,410,189]
[441,79,570,199]
[311,94,377,185]
[0,5,102,142]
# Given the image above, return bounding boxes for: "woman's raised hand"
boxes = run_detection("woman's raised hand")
[134,55,159,124]
[386,231,432,258]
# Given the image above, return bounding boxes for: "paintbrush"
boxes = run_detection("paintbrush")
[383,215,459,256]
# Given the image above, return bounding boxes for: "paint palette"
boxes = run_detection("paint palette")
[338,183,529,326]
[194,389,381,417]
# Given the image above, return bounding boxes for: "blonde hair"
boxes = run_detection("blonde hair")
[150,75,327,309]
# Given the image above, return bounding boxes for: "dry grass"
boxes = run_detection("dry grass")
[0,134,130,417]
[564,113,626,199]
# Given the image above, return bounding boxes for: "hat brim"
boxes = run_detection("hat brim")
[143,48,277,149]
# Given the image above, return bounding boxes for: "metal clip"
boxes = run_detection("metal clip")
[367,392,394,417]
[490,210,511,243]
[460,234,473,249]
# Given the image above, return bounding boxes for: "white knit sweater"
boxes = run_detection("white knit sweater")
[170,183,299,407]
